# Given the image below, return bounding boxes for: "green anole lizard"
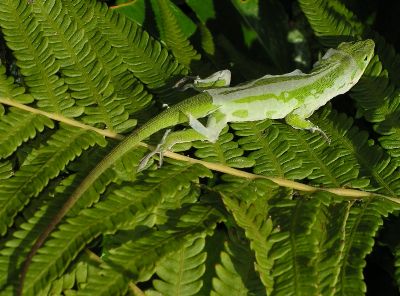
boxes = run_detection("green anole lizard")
[18,39,375,294]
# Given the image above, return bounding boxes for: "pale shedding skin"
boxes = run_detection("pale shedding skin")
[187,39,375,144]
[19,40,375,295]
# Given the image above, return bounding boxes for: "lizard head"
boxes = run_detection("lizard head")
[337,39,375,73]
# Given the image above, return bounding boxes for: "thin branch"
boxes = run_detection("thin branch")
[1,97,398,204]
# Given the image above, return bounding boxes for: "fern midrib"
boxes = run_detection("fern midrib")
[338,200,369,295]
[331,202,352,295]
[252,122,286,177]
[290,201,302,295]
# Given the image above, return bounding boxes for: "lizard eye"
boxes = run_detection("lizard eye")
[364,56,368,62]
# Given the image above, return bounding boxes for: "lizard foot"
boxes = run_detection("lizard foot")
[310,126,331,144]
[137,129,171,172]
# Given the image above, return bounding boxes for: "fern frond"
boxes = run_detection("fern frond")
[313,201,351,296]
[232,117,358,185]
[152,237,206,296]
[20,163,211,295]
[267,193,322,295]
[312,108,400,196]
[77,204,221,295]
[332,198,395,295]
[0,64,55,158]
[0,108,53,158]
[298,0,363,45]
[0,165,114,292]
[86,0,187,94]
[218,187,277,294]
[39,255,90,295]
[193,126,255,168]
[151,0,200,67]
[0,0,79,116]
[31,0,136,133]
[232,120,307,178]
[211,231,266,295]
[0,126,105,235]
[62,0,153,119]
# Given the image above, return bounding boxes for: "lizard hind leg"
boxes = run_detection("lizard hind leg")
[174,70,232,91]
[138,111,228,172]
[138,129,172,172]
[137,129,210,172]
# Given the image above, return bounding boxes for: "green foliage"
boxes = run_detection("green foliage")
[0,0,400,295]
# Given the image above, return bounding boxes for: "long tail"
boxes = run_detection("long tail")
[18,92,213,295]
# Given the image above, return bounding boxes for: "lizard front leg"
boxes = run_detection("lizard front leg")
[174,70,232,91]
[285,113,330,142]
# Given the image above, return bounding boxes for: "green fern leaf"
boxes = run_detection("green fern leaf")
[298,0,363,46]
[0,108,54,158]
[77,204,221,295]
[62,0,153,121]
[0,65,54,158]
[0,65,33,105]
[211,231,266,296]
[152,237,206,296]
[31,0,136,132]
[0,126,105,235]
[332,199,396,295]
[151,0,200,67]
[0,161,12,180]
[0,0,80,117]
[232,120,307,178]
[217,185,278,294]
[193,126,255,168]
[19,163,211,295]
[312,108,400,196]
[267,193,322,295]
[40,256,89,296]
[87,0,187,94]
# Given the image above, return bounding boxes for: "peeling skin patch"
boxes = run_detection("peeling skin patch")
[217,98,299,122]
[207,47,363,123]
